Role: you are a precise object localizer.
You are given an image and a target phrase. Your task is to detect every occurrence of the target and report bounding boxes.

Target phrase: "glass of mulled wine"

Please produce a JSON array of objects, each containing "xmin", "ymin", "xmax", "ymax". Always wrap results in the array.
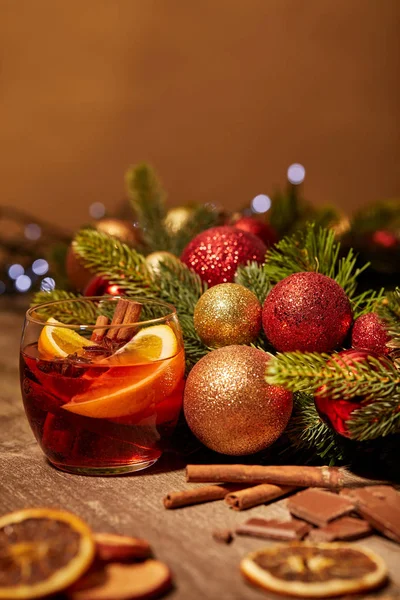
[{"xmin": 20, "ymin": 296, "xmax": 185, "ymax": 475}]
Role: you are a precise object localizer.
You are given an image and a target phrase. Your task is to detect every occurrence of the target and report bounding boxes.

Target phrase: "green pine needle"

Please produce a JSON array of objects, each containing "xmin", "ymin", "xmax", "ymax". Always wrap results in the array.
[
  {"xmin": 377, "ymin": 287, "xmax": 400, "ymax": 346},
  {"xmin": 348, "ymin": 391, "xmax": 400, "ymax": 441},
  {"xmin": 31, "ymin": 290, "xmax": 100, "ymax": 324},
  {"xmin": 264, "ymin": 223, "xmax": 369, "ymax": 297},
  {"xmin": 125, "ymin": 163, "xmax": 170, "ymax": 252},
  {"xmin": 235, "ymin": 261, "xmax": 272, "ymax": 304},
  {"xmin": 351, "ymin": 288, "xmax": 385, "ymax": 319}
]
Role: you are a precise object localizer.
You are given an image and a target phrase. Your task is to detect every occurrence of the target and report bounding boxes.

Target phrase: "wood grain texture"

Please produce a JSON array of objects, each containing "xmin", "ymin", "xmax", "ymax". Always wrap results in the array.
[{"xmin": 1, "ymin": 300, "xmax": 399, "ymax": 599}]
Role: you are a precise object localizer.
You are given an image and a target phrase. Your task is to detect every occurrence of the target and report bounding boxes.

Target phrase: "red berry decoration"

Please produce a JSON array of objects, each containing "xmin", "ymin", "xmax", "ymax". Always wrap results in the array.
[
  {"xmin": 84, "ymin": 275, "xmax": 123, "ymax": 297},
  {"xmin": 262, "ymin": 272, "xmax": 353, "ymax": 352},
  {"xmin": 234, "ymin": 217, "xmax": 278, "ymax": 247},
  {"xmin": 314, "ymin": 349, "xmax": 392, "ymax": 438},
  {"xmin": 181, "ymin": 226, "xmax": 266, "ymax": 287},
  {"xmin": 352, "ymin": 312, "xmax": 390, "ymax": 355}
]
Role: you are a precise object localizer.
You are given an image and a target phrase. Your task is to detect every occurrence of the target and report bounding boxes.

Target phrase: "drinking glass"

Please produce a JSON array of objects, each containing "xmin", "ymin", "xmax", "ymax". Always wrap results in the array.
[{"xmin": 20, "ymin": 296, "xmax": 185, "ymax": 475}]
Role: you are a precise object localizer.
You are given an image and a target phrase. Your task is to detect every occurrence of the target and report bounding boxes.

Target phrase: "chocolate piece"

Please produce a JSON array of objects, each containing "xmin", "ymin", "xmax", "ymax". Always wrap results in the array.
[
  {"xmin": 342, "ymin": 485, "xmax": 400, "ymax": 506},
  {"xmin": 236, "ymin": 518, "xmax": 311, "ymax": 541},
  {"xmin": 308, "ymin": 516, "xmax": 372, "ymax": 542},
  {"xmin": 343, "ymin": 487, "xmax": 400, "ymax": 544},
  {"xmin": 212, "ymin": 529, "xmax": 233, "ymax": 544},
  {"xmin": 287, "ymin": 488, "xmax": 355, "ymax": 527}
]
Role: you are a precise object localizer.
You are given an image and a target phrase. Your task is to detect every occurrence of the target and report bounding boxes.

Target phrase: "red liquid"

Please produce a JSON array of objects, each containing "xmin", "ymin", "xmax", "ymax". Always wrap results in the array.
[{"xmin": 20, "ymin": 344, "xmax": 185, "ymax": 473}]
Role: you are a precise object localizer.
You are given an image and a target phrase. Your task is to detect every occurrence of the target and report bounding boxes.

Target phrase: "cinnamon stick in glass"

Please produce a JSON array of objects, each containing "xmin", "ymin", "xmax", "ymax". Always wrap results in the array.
[
  {"xmin": 116, "ymin": 301, "xmax": 142, "ymax": 342},
  {"xmin": 91, "ymin": 315, "xmax": 109, "ymax": 343},
  {"xmin": 186, "ymin": 465, "xmax": 387, "ymax": 489},
  {"xmin": 225, "ymin": 484, "xmax": 296, "ymax": 511},
  {"xmin": 164, "ymin": 484, "xmax": 245, "ymax": 509}
]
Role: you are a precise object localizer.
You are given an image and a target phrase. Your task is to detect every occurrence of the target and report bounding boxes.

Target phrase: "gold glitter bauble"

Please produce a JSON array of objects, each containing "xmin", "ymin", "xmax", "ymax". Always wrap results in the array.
[
  {"xmin": 95, "ymin": 218, "xmax": 141, "ymax": 246},
  {"xmin": 194, "ymin": 283, "xmax": 262, "ymax": 347},
  {"xmin": 183, "ymin": 346, "xmax": 293, "ymax": 455},
  {"xmin": 145, "ymin": 251, "xmax": 179, "ymax": 277},
  {"xmin": 164, "ymin": 207, "xmax": 194, "ymax": 235}
]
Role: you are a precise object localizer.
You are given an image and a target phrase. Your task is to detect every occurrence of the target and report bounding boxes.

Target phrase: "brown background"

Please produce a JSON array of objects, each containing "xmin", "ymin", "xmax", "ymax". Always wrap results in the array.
[{"xmin": 1, "ymin": 0, "xmax": 399, "ymax": 231}]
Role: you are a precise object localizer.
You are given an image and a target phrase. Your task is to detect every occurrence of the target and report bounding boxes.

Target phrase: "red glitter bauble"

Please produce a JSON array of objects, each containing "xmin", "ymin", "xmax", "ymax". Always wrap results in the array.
[
  {"xmin": 315, "ymin": 349, "xmax": 392, "ymax": 438},
  {"xmin": 84, "ymin": 275, "xmax": 122, "ymax": 297},
  {"xmin": 262, "ymin": 272, "xmax": 353, "ymax": 352},
  {"xmin": 352, "ymin": 312, "xmax": 390, "ymax": 355},
  {"xmin": 234, "ymin": 217, "xmax": 278, "ymax": 247},
  {"xmin": 181, "ymin": 226, "xmax": 267, "ymax": 287}
]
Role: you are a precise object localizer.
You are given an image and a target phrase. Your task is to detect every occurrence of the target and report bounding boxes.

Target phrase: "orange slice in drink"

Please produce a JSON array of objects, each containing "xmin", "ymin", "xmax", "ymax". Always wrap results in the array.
[
  {"xmin": 108, "ymin": 324, "xmax": 179, "ymax": 365},
  {"xmin": 62, "ymin": 350, "xmax": 185, "ymax": 419},
  {"xmin": 38, "ymin": 318, "xmax": 94, "ymax": 358}
]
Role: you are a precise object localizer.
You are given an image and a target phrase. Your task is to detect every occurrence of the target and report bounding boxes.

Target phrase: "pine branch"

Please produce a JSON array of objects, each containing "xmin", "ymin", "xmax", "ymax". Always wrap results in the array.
[
  {"xmin": 377, "ymin": 287, "xmax": 400, "ymax": 346},
  {"xmin": 235, "ymin": 262, "xmax": 272, "ymax": 304},
  {"xmin": 350, "ymin": 288, "xmax": 385, "ymax": 319},
  {"xmin": 31, "ymin": 290, "xmax": 100, "ymax": 324},
  {"xmin": 266, "ymin": 351, "xmax": 400, "ymax": 399},
  {"xmin": 169, "ymin": 204, "xmax": 220, "ymax": 256},
  {"xmin": 125, "ymin": 163, "xmax": 171, "ymax": 252},
  {"xmin": 283, "ymin": 392, "xmax": 348, "ymax": 465},
  {"xmin": 264, "ymin": 223, "xmax": 369, "ymax": 297},
  {"xmin": 348, "ymin": 391, "xmax": 400, "ymax": 441}
]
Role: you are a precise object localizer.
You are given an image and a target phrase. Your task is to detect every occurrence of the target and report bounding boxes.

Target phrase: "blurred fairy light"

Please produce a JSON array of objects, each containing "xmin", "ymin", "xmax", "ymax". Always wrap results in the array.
[
  {"xmin": 8, "ymin": 264, "xmax": 24, "ymax": 280},
  {"xmin": 0, "ymin": 281, "xmax": 5, "ymax": 295},
  {"xmin": 41, "ymin": 277, "xmax": 56, "ymax": 291},
  {"xmin": 287, "ymin": 163, "xmax": 306, "ymax": 185},
  {"xmin": 32, "ymin": 259, "xmax": 49, "ymax": 276},
  {"xmin": 89, "ymin": 202, "xmax": 106, "ymax": 219},
  {"xmin": 24, "ymin": 223, "xmax": 42, "ymax": 240},
  {"xmin": 251, "ymin": 194, "xmax": 271, "ymax": 214},
  {"xmin": 15, "ymin": 275, "xmax": 32, "ymax": 292}
]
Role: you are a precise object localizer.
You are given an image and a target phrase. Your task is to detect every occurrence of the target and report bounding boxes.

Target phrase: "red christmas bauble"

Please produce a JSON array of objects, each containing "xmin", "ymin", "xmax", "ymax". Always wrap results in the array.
[
  {"xmin": 181, "ymin": 226, "xmax": 266, "ymax": 287},
  {"xmin": 83, "ymin": 275, "xmax": 123, "ymax": 297},
  {"xmin": 352, "ymin": 312, "xmax": 390, "ymax": 355},
  {"xmin": 234, "ymin": 216, "xmax": 278, "ymax": 247},
  {"xmin": 262, "ymin": 272, "xmax": 353, "ymax": 352},
  {"xmin": 315, "ymin": 349, "xmax": 392, "ymax": 438}
]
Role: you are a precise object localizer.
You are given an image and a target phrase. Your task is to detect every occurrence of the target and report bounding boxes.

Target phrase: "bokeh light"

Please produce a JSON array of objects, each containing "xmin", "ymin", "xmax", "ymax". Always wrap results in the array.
[
  {"xmin": 251, "ymin": 194, "xmax": 271, "ymax": 213},
  {"xmin": 287, "ymin": 163, "xmax": 306, "ymax": 185},
  {"xmin": 41, "ymin": 277, "xmax": 56, "ymax": 291},
  {"xmin": 89, "ymin": 202, "xmax": 106, "ymax": 219},
  {"xmin": 8, "ymin": 264, "xmax": 24, "ymax": 279},
  {"xmin": 15, "ymin": 275, "xmax": 32, "ymax": 292},
  {"xmin": 24, "ymin": 223, "xmax": 42, "ymax": 240},
  {"xmin": 32, "ymin": 259, "xmax": 49, "ymax": 276}
]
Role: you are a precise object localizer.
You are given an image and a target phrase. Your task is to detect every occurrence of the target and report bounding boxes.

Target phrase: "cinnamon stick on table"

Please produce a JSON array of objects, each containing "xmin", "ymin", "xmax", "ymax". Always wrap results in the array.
[
  {"xmin": 186, "ymin": 465, "xmax": 387, "ymax": 490},
  {"xmin": 225, "ymin": 484, "xmax": 296, "ymax": 511},
  {"xmin": 164, "ymin": 484, "xmax": 246, "ymax": 509}
]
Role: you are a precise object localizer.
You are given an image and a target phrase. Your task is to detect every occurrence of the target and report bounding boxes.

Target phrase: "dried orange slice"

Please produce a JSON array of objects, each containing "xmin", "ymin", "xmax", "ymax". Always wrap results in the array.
[
  {"xmin": 240, "ymin": 542, "xmax": 388, "ymax": 598},
  {"xmin": 0, "ymin": 507, "xmax": 95, "ymax": 599},
  {"xmin": 38, "ymin": 318, "xmax": 94, "ymax": 358}
]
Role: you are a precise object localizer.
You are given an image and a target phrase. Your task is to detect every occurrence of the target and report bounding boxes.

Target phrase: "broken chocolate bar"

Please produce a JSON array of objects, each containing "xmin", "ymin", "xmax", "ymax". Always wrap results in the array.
[
  {"xmin": 342, "ymin": 487, "xmax": 400, "ymax": 544},
  {"xmin": 307, "ymin": 516, "xmax": 372, "ymax": 542},
  {"xmin": 236, "ymin": 518, "xmax": 311, "ymax": 541},
  {"xmin": 287, "ymin": 488, "xmax": 355, "ymax": 527}
]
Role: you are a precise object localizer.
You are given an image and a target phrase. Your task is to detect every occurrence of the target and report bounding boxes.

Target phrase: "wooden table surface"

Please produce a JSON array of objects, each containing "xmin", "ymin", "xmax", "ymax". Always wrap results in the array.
[{"xmin": 1, "ymin": 300, "xmax": 399, "ymax": 600}]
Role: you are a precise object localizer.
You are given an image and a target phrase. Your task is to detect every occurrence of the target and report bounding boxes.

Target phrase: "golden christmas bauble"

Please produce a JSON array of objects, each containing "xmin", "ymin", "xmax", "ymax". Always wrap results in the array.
[
  {"xmin": 164, "ymin": 207, "xmax": 194, "ymax": 235},
  {"xmin": 94, "ymin": 218, "xmax": 141, "ymax": 246},
  {"xmin": 194, "ymin": 283, "xmax": 262, "ymax": 347},
  {"xmin": 145, "ymin": 251, "xmax": 179, "ymax": 277},
  {"xmin": 183, "ymin": 345, "xmax": 293, "ymax": 455}
]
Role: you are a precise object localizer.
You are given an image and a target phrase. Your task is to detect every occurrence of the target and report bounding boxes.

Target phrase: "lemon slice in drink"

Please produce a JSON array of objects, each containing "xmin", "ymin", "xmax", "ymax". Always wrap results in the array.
[
  {"xmin": 38, "ymin": 317, "xmax": 94, "ymax": 358},
  {"xmin": 110, "ymin": 324, "xmax": 178, "ymax": 364}
]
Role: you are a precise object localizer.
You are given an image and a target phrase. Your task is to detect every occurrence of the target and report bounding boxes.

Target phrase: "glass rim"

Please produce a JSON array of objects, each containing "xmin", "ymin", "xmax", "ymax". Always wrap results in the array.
[{"xmin": 25, "ymin": 295, "xmax": 177, "ymax": 329}]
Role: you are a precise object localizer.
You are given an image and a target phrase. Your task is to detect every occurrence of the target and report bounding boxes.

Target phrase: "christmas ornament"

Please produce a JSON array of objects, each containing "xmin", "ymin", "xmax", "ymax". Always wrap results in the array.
[
  {"xmin": 314, "ymin": 349, "xmax": 392, "ymax": 438},
  {"xmin": 95, "ymin": 218, "xmax": 141, "ymax": 246},
  {"xmin": 183, "ymin": 345, "xmax": 293, "ymax": 455},
  {"xmin": 164, "ymin": 207, "xmax": 194, "ymax": 235},
  {"xmin": 233, "ymin": 216, "xmax": 278, "ymax": 247},
  {"xmin": 145, "ymin": 251, "xmax": 179, "ymax": 277},
  {"xmin": 352, "ymin": 312, "xmax": 390, "ymax": 355},
  {"xmin": 83, "ymin": 275, "xmax": 122, "ymax": 297},
  {"xmin": 194, "ymin": 283, "xmax": 262, "ymax": 347},
  {"xmin": 66, "ymin": 245, "xmax": 94, "ymax": 292},
  {"xmin": 262, "ymin": 272, "xmax": 353, "ymax": 352},
  {"xmin": 181, "ymin": 226, "xmax": 266, "ymax": 287}
]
